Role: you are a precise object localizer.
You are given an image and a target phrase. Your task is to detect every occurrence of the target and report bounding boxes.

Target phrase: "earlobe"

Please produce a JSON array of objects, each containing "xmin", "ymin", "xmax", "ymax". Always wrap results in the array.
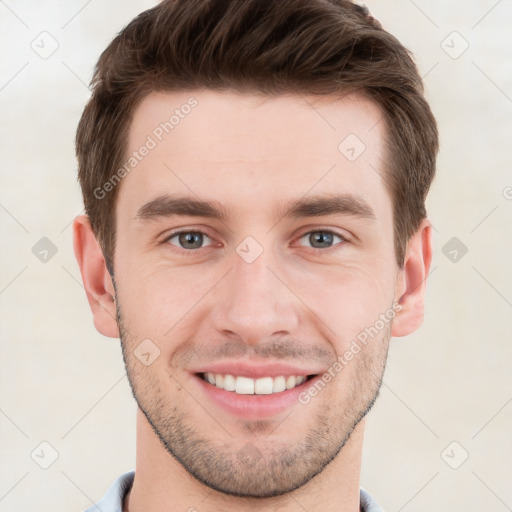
[
  {"xmin": 72, "ymin": 214, "xmax": 119, "ymax": 338},
  {"xmin": 391, "ymin": 219, "xmax": 433, "ymax": 337}
]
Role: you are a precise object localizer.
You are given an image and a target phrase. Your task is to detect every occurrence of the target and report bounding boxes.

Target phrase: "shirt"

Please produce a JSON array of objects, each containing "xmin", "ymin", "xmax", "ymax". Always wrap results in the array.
[{"xmin": 85, "ymin": 471, "xmax": 384, "ymax": 512}]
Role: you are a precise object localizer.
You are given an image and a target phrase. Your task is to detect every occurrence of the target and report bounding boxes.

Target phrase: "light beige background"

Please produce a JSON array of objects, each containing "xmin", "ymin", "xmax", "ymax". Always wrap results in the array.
[{"xmin": 1, "ymin": 1, "xmax": 511, "ymax": 511}]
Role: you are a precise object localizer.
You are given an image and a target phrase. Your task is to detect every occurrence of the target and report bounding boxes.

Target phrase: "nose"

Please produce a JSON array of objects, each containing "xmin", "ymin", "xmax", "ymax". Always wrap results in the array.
[{"xmin": 211, "ymin": 249, "xmax": 300, "ymax": 345}]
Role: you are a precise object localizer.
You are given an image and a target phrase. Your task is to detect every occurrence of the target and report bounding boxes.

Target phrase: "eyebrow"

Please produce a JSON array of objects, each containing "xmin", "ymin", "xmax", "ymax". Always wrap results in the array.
[
  {"xmin": 276, "ymin": 193, "xmax": 375, "ymax": 221},
  {"xmin": 134, "ymin": 193, "xmax": 376, "ymax": 223},
  {"xmin": 135, "ymin": 195, "xmax": 230, "ymax": 222}
]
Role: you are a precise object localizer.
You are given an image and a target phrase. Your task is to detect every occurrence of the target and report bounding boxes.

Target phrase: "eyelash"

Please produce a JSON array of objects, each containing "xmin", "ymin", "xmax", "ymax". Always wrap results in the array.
[{"xmin": 161, "ymin": 228, "xmax": 349, "ymax": 253}]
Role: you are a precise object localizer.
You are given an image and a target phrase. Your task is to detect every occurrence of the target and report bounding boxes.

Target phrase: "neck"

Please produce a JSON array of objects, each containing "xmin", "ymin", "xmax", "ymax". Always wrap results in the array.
[{"xmin": 125, "ymin": 409, "xmax": 364, "ymax": 512}]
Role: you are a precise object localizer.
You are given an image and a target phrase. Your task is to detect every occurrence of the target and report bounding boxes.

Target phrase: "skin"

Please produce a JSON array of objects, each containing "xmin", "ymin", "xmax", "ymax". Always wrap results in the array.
[{"xmin": 73, "ymin": 89, "xmax": 432, "ymax": 512}]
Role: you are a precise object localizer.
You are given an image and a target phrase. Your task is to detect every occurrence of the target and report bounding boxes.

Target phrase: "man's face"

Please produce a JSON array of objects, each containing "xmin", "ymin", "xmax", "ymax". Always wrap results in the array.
[{"xmin": 112, "ymin": 90, "xmax": 402, "ymax": 497}]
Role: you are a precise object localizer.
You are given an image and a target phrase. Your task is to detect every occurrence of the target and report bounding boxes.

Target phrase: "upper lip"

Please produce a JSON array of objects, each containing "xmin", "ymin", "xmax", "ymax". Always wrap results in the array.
[{"xmin": 190, "ymin": 360, "xmax": 324, "ymax": 379}]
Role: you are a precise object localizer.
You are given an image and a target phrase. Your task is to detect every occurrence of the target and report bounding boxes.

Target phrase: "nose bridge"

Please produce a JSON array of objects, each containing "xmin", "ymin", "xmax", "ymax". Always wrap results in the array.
[
  {"xmin": 212, "ymin": 246, "xmax": 298, "ymax": 342},
  {"xmin": 232, "ymin": 252, "xmax": 273, "ymax": 304}
]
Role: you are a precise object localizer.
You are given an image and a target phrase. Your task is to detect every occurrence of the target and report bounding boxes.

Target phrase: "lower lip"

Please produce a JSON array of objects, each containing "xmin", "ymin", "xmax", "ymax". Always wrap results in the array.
[{"xmin": 191, "ymin": 373, "xmax": 320, "ymax": 420}]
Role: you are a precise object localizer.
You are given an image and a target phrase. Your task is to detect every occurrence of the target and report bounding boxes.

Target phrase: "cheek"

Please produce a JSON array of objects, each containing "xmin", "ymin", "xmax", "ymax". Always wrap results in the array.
[
  {"xmin": 117, "ymin": 262, "xmax": 221, "ymax": 337},
  {"xmin": 117, "ymin": 240, "xmax": 398, "ymax": 351},
  {"xmin": 289, "ymin": 259, "xmax": 396, "ymax": 344}
]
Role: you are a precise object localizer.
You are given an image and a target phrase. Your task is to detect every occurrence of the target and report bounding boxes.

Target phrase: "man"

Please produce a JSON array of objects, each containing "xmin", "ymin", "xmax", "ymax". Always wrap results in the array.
[{"xmin": 73, "ymin": 0, "xmax": 438, "ymax": 510}]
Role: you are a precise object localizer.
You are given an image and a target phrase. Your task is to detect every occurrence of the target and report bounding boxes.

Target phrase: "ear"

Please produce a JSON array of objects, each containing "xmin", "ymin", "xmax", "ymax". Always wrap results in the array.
[
  {"xmin": 72, "ymin": 214, "xmax": 119, "ymax": 338},
  {"xmin": 391, "ymin": 218, "xmax": 433, "ymax": 337}
]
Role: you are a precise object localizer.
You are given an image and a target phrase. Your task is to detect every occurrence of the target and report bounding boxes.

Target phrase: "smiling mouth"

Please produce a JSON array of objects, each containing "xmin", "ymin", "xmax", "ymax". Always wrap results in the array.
[{"xmin": 197, "ymin": 372, "xmax": 317, "ymax": 395}]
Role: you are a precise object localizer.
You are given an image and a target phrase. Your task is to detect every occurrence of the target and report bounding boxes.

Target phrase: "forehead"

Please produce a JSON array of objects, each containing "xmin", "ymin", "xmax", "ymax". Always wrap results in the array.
[{"xmin": 119, "ymin": 89, "xmax": 392, "ymax": 226}]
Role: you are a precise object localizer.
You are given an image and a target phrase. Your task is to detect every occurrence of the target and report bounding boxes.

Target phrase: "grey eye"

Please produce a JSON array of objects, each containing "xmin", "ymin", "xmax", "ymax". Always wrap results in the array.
[
  {"xmin": 299, "ymin": 230, "xmax": 344, "ymax": 249},
  {"xmin": 168, "ymin": 231, "xmax": 212, "ymax": 250}
]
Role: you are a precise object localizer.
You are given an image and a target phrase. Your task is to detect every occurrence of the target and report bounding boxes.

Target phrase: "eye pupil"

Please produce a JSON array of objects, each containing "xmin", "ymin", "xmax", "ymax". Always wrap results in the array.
[
  {"xmin": 310, "ymin": 231, "xmax": 333, "ymax": 248},
  {"xmin": 179, "ymin": 232, "xmax": 203, "ymax": 249}
]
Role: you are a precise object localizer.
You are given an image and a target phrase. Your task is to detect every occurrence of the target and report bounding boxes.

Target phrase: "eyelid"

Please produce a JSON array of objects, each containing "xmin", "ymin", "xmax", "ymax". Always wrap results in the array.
[
  {"xmin": 294, "ymin": 228, "xmax": 349, "ymax": 250},
  {"xmin": 160, "ymin": 226, "xmax": 351, "ymax": 253},
  {"xmin": 161, "ymin": 227, "xmax": 216, "ymax": 249}
]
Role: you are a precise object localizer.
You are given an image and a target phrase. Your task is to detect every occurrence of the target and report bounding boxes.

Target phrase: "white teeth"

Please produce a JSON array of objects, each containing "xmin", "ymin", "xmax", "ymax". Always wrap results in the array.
[
  {"xmin": 202, "ymin": 373, "xmax": 309, "ymax": 394},
  {"xmin": 272, "ymin": 376, "xmax": 286, "ymax": 393},
  {"xmin": 235, "ymin": 376, "xmax": 254, "ymax": 394},
  {"xmin": 223, "ymin": 374, "xmax": 236, "ymax": 391},
  {"xmin": 254, "ymin": 377, "xmax": 273, "ymax": 395},
  {"xmin": 286, "ymin": 376, "xmax": 296, "ymax": 389}
]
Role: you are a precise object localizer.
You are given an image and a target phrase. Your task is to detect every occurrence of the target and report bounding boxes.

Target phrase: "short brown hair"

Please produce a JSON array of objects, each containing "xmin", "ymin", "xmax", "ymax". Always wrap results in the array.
[{"xmin": 76, "ymin": 0, "xmax": 438, "ymax": 273}]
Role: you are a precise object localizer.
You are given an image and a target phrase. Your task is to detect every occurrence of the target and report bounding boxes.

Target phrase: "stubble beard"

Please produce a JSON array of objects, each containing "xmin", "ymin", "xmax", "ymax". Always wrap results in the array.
[{"xmin": 116, "ymin": 298, "xmax": 390, "ymax": 499}]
